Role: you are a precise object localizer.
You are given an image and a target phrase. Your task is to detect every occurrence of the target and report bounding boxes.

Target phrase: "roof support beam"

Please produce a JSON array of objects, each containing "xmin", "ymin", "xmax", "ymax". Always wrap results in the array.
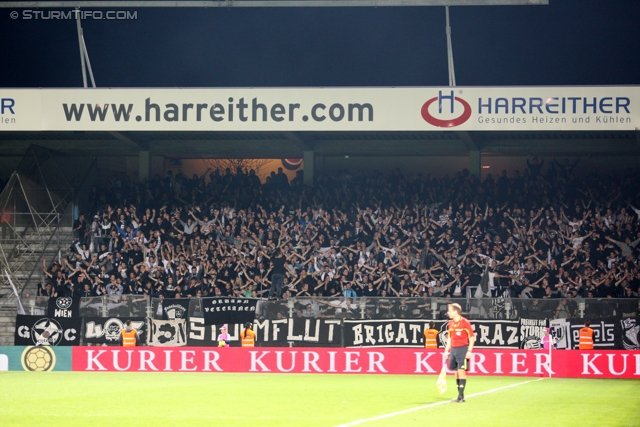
[
  {"xmin": 0, "ymin": 1, "xmax": 549, "ymax": 8},
  {"xmin": 456, "ymin": 131, "xmax": 479, "ymax": 151},
  {"xmin": 108, "ymin": 131, "xmax": 149, "ymax": 151},
  {"xmin": 283, "ymin": 132, "xmax": 311, "ymax": 152}
]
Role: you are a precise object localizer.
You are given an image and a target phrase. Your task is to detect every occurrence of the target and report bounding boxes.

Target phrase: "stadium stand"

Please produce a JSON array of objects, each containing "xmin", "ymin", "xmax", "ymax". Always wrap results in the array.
[{"xmin": 38, "ymin": 159, "xmax": 639, "ymax": 316}]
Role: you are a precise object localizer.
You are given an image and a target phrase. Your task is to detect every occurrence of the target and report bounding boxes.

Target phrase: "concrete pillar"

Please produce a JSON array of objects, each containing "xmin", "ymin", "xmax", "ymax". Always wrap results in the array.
[
  {"xmin": 139, "ymin": 151, "xmax": 150, "ymax": 183},
  {"xmin": 469, "ymin": 150, "xmax": 481, "ymax": 179},
  {"xmin": 303, "ymin": 151, "xmax": 314, "ymax": 186}
]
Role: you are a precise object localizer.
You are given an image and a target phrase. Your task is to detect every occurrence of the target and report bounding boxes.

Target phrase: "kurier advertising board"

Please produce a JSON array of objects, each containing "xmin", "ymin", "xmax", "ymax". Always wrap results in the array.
[
  {"xmin": 0, "ymin": 86, "xmax": 638, "ymax": 132},
  {"xmin": 71, "ymin": 347, "xmax": 640, "ymax": 379}
]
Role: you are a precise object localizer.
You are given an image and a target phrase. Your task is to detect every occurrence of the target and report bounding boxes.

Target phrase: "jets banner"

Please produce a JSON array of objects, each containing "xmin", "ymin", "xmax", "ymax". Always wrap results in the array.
[
  {"xmin": 14, "ymin": 315, "xmax": 81, "ymax": 346},
  {"xmin": 149, "ymin": 319, "xmax": 187, "ymax": 347},
  {"xmin": 1, "ymin": 86, "xmax": 638, "ymax": 132},
  {"xmin": 83, "ymin": 317, "xmax": 147, "ymax": 346},
  {"xmin": 343, "ymin": 319, "xmax": 520, "ymax": 348}
]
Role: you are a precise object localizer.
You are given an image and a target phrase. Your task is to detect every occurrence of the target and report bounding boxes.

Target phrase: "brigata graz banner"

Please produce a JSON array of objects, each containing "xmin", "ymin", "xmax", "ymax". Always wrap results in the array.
[
  {"xmin": 83, "ymin": 317, "xmax": 147, "ymax": 346},
  {"xmin": 343, "ymin": 319, "xmax": 520, "ymax": 348},
  {"xmin": 1, "ymin": 86, "xmax": 638, "ymax": 132},
  {"xmin": 70, "ymin": 347, "xmax": 640, "ymax": 378},
  {"xmin": 14, "ymin": 315, "xmax": 81, "ymax": 346}
]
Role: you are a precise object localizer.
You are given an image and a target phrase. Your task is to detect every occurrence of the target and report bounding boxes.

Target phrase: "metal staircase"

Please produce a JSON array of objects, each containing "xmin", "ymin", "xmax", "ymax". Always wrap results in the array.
[{"xmin": 0, "ymin": 146, "xmax": 96, "ymax": 345}]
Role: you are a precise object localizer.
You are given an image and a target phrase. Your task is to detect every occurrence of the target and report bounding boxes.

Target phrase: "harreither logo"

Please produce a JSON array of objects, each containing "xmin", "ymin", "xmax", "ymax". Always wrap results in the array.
[{"xmin": 421, "ymin": 90, "xmax": 471, "ymax": 128}]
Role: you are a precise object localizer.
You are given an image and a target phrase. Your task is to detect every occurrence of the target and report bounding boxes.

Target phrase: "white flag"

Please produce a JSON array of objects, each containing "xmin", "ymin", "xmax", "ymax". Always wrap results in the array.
[{"xmin": 4, "ymin": 270, "xmax": 25, "ymax": 315}]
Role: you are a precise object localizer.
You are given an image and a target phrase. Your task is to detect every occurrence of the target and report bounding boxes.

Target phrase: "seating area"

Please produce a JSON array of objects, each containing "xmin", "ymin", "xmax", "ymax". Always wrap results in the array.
[{"xmin": 40, "ymin": 159, "xmax": 639, "ymax": 315}]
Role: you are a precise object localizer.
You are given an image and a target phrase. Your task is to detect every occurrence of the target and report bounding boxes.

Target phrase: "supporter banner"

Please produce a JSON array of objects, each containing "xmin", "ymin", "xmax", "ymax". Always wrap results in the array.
[
  {"xmin": 202, "ymin": 298, "xmax": 258, "ymax": 325},
  {"xmin": 519, "ymin": 318, "xmax": 548, "ymax": 349},
  {"xmin": 149, "ymin": 319, "xmax": 187, "ymax": 347},
  {"xmin": 343, "ymin": 319, "xmax": 519, "ymax": 348},
  {"xmin": 48, "ymin": 296, "xmax": 80, "ymax": 319},
  {"xmin": 252, "ymin": 318, "xmax": 342, "ymax": 347},
  {"xmin": 14, "ymin": 315, "xmax": 81, "ymax": 346},
  {"xmin": 153, "ymin": 298, "xmax": 189, "ymax": 320},
  {"xmin": 83, "ymin": 317, "xmax": 147, "ymax": 346},
  {"xmin": 187, "ymin": 318, "xmax": 242, "ymax": 347},
  {"xmin": 550, "ymin": 318, "xmax": 571, "ymax": 350},
  {"xmin": 619, "ymin": 318, "xmax": 640, "ymax": 350},
  {"xmin": 568, "ymin": 318, "xmax": 620, "ymax": 349},
  {"xmin": 0, "ymin": 346, "xmax": 72, "ymax": 372},
  {"xmin": 1, "ymin": 87, "xmax": 638, "ymax": 132},
  {"xmin": 187, "ymin": 318, "xmax": 342, "ymax": 347},
  {"xmin": 70, "ymin": 347, "xmax": 640, "ymax": 378}
]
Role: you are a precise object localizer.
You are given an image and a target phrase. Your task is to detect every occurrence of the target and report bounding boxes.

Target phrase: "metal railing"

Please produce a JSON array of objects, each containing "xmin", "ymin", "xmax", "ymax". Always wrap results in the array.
[{"xmin": 55, "ymin": 296, "xmax": 640, "ymax": 321}]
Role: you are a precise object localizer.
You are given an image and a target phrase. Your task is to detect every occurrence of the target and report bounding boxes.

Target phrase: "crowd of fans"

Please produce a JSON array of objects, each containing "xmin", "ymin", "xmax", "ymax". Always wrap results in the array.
[{"xmin": 38, "ymin": 159, "xmax": 640, "ymax": 320}]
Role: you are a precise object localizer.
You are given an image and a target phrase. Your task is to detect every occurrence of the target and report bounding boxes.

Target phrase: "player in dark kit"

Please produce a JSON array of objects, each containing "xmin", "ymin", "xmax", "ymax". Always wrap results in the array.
[{"xmin": 444, "ymin": 303, "xmax": 475, "ymax": 403}]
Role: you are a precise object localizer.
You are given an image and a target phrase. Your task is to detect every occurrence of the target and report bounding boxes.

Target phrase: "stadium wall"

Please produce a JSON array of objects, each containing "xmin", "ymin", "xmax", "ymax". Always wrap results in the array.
[{"xmin": 2, "ymin": 344, "xmax": 637, "ymax": 378}]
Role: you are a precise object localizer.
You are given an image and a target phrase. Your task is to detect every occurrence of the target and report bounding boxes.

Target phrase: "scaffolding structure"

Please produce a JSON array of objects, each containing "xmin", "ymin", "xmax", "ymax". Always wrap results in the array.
[{"xmin": 0, "ymin": 146, "xmax": 96, "ymax": 312}]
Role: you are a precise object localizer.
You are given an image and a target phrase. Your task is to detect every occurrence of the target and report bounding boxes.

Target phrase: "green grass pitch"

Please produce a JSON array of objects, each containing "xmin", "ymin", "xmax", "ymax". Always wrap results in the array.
[{"xmin": 0, "ymin": 372, "xmax": 638, "ymax": 427}]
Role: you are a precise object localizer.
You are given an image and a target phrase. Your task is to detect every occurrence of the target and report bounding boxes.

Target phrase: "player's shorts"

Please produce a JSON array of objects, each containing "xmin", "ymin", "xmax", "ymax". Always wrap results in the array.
[{"xmin": 448, "ymin": 346, "xmax": 469, "ymax": 371}]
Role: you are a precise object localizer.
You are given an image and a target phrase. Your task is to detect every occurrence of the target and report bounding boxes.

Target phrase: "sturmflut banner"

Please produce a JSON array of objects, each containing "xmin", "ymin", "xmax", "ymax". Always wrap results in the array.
[
  {"xmin": 187, "ymin": 318, "xmax": 342, "ymax": 347},
  {"xmin": 0, "ymin": 86, "xmax": 638, "ymax": 131}
]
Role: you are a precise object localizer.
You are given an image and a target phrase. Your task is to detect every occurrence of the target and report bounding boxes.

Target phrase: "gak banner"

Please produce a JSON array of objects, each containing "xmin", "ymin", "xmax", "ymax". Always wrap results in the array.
[{"xmin": 14, "ymin": 315, "xmax": 81, "ymax": 346}]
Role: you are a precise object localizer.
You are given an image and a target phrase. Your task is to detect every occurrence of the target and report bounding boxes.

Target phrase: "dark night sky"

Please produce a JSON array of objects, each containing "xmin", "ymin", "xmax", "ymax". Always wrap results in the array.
[{"xmin": 0, "ymin": 0, "xmax": 638, "ymax": 88}]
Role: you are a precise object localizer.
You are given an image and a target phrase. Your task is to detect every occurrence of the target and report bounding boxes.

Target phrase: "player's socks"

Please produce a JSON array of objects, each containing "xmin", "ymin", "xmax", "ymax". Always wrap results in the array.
[{"xmin": 458, "ymin": 379, "xmax": 467, "ymax": 399}]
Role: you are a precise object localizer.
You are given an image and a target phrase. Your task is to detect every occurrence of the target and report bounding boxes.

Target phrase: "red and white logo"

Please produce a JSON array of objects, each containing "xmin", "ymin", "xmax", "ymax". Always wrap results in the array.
[{"xmin": 421, "ymin": 90, "xmax": 472, "ymax": 128}]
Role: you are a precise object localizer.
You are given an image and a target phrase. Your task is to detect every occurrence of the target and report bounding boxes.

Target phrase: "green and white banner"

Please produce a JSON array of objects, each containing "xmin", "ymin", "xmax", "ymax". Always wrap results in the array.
[{"xmin": 0, "ymin": 346, "xmax": 72, "ymax": 372}]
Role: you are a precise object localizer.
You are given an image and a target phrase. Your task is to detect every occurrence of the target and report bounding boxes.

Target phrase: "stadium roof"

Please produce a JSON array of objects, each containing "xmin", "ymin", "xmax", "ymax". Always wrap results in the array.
[
  {"xmin": 0, "ymin": 130, "xmax": 637, "ymax": 158},
  {"xmin": 0, "ymin": 1, "xmax": 548, "ymax": 8}
]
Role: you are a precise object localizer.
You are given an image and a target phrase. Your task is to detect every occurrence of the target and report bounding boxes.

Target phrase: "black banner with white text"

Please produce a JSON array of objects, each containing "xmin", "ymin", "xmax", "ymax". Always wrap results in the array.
[
  {"xmin": 83, "ymin": 317, "xmax": 147, "ymax": 346},
  {"xmin": 15, "ymin": 315, "xmax": 81, "ymax": 346}
]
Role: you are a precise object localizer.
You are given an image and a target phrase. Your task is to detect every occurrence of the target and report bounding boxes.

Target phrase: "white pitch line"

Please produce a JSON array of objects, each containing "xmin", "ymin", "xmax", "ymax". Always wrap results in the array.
[{"xmin": 333, "ymin": 377, "xmax": 546, "ymax": 427}]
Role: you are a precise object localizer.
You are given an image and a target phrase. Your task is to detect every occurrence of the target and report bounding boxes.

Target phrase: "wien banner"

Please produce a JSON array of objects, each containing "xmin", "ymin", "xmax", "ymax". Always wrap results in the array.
[
  {"xmin": 83, "ymin": 317, "xmax": 147, "ymax": 346},
  {"xmin": 70, "ymin": 347, "xmax": 640, "ymax": 378},
  {"xmin": 0, "ymin": 86, "xmax": 638, "ymax": 132},
  {"xmin": 14, "ymin": 315, "xmax": 81, "ymax": 346},
  {"xmin": 47, "ymin": 296, "xmax": 80, "ymax": 319},
  {"xmin": 343, "ymin": 319, "xmax": 520, "ymax": 348}
]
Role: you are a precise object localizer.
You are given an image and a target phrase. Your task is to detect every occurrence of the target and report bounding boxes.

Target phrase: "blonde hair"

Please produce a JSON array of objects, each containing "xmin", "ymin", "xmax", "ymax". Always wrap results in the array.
[{"xmin": 448, "ymin": 303, "xmax": 462, "ymax": 314}]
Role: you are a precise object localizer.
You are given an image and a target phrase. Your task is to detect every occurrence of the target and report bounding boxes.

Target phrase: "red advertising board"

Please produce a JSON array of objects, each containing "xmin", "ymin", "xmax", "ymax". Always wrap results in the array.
[{"xmin": 71, "ymin": 347, "xmax": 640, "ymax": 379}]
